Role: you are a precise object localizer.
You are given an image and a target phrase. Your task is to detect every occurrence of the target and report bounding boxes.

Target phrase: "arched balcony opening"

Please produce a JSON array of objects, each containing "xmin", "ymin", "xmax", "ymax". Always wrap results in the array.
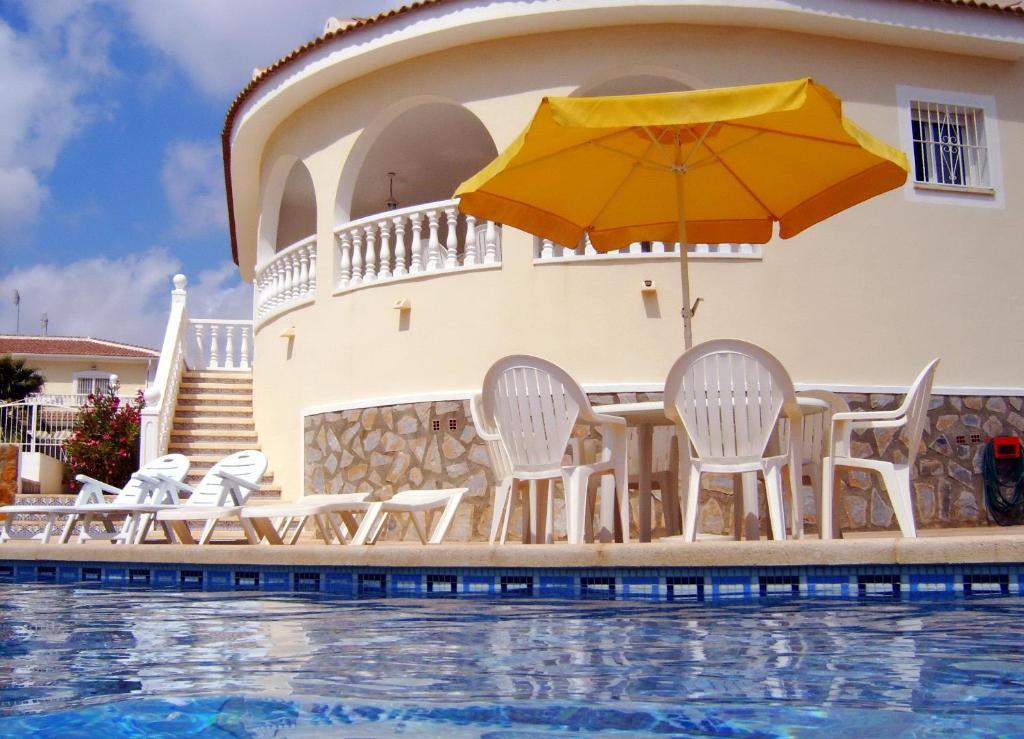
[
  {"xmin": 334, "ymin": 100, "xmax": 503, "ymax": 291},
  {"xmin": 254, "ymin": 158, "xmax": 319, "ymax": 325},
  {"xmin": 276, "ymin": 162, "xmax": 316, "ymax": 251}
]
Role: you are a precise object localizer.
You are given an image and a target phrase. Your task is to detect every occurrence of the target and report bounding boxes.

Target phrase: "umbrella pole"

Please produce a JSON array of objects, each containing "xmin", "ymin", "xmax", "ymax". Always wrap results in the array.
[{"xmin": 675, "ymin": 169, "xmax": 694, "ymax": 350}]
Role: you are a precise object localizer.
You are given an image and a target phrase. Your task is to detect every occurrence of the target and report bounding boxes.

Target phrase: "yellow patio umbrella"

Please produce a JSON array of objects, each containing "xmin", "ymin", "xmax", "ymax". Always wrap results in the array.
[{"xmin": 455, "ymin": 78, "xmax": 909, "ymax": 348}]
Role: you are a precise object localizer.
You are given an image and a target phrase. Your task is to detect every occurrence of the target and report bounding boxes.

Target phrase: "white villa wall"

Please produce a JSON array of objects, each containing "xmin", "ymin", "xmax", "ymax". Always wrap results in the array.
[
  {"xmin": 27, "ymin": 358, "xmax": 151, "ymax": 400},
  {"xmin": 234, "ymin": 21, "xmax": 1022, "ymax": 500}
]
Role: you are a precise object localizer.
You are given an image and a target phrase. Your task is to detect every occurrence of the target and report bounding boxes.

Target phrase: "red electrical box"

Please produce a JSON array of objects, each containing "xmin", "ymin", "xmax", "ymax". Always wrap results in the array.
[{"xmin": 993, "ymin": 436, "xmax": 1022, "ymax": 460}]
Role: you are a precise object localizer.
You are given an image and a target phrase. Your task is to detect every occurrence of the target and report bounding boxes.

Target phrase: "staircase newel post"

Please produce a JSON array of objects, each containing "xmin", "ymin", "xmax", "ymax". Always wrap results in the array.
[{"xmin": 140, "ymin": 274, "xmax": 188, "ymax": 465}]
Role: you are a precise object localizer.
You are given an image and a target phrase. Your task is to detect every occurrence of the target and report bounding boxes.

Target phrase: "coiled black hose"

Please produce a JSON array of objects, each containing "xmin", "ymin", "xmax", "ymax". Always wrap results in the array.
[{"xmin": 982, "ymin": 439, "xmax": 1024, "ymax": 526}]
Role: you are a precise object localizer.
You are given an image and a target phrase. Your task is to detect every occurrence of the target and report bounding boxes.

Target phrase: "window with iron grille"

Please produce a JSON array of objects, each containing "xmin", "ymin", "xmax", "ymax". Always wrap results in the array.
[
  {"xmin": 909, "ymin": 101, "xmax": 989, "ymax": 189},
  {"xmin": 75, "ymin": 372, "xmax": 113, "ymax": 396}
]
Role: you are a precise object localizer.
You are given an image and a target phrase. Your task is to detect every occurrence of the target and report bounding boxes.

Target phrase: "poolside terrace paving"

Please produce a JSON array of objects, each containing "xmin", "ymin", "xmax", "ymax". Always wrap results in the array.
[{"xmin": 2, "ymin": 527, "xmax": 1024, "ymax": 569}]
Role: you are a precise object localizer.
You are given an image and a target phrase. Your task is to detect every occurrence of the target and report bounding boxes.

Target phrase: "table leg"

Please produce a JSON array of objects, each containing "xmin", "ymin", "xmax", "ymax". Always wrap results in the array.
[
  {"xmin": 597, "ymin": 474, "xmax": 616, "ymax": 543},
  {"xmin": 638, "ymin": 424, "xmax": 653, "ymax": 543}
]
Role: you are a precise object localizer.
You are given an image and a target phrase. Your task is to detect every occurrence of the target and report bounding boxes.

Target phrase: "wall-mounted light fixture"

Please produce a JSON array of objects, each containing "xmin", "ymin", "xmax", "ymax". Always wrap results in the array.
[
  {"xmin": 640, "ymin": 279, "xmax": 657, "ymax": 293},
  {"xmin": 393, "ymin": 298, "xmax": 411, "ymax": 311}
]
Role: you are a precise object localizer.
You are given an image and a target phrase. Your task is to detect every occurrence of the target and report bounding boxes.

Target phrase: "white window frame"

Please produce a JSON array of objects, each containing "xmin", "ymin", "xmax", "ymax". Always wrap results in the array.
[
  {"xmin": 896, "ymin": 86, "xmax": 1004, "ymax": 209},
  {"xmin": 73, "ymin": 371, "xmax": 114, "ymax": 397}
]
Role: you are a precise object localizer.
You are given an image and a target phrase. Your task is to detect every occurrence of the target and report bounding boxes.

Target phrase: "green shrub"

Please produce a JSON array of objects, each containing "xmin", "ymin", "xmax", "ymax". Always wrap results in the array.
[{"xmin": 64, "ymin": 388, "xmax": 144, "ymax": 488}]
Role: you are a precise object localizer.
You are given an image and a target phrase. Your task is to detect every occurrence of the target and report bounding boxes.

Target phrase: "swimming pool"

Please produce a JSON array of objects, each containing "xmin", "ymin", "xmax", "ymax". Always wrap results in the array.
[{"xmin": 1, "ymin": 585, "xmax": 1023, "ymax": 736}]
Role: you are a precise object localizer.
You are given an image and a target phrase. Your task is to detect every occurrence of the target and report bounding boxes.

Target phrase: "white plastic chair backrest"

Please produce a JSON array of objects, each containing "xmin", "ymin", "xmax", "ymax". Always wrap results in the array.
[
  {"xmin": 795, "ymin": 390, "xmax": 850, "ymax": 465},
  {"xmin": 665, "ymin": 340, "xmax": 798, "ymax": 461},
  {"xmin": 900, "ymin": 359, "xmax": 940, "ymax": 468},
  {"xmin": 481, "ymin": 355, "xmax": 587, "ymax": 472},
  {"xmin": 469, "ymin": 393, "xmax": 513, "ymax": 481},
  {"xmin": 189, "ymin": 450, "xmax": 267, "ymax": 506},
  {"xmin": 111, "ymin": 453, "xmax": 190, "ymax": 504}
]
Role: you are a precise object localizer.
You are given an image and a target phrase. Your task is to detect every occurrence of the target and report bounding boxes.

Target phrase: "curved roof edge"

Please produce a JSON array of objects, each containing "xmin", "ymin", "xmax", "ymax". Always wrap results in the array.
[{"xmin": 222, "ymin": 0, "xmax": 1024, "ymax": 268}]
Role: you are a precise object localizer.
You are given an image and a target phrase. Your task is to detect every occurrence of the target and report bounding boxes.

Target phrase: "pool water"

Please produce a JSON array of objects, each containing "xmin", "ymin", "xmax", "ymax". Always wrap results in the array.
[{"xmin": 2, "ymin": 586, "xmax": 1024, "ymax": 737}]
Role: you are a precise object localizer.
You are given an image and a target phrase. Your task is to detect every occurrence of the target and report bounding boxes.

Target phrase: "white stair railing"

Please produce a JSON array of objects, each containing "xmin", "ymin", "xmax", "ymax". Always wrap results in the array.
[
  {"xmin": 254, "ymin": 235, "xmax": 316, "ymax": 324},
  {"xmin": 189, "ymin": 319, "xmax": 253, "ymax": 371},
  {"xmin": 140, "ymin": 276, "xmax": 256, "ymax": 463},
  {"xmin": 139, "ymin": 274, "xmax": 190, "ymax": 465},
  {"xmin": 335, "ymin": 198, "xmax": 502, "ymax": 291}
]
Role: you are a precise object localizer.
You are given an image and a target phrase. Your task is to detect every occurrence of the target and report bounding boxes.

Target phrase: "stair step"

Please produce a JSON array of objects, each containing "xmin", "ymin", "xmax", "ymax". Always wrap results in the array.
[
  {"xmin": 176, "ymin": 395, "xmax": 251, "ymax": 405},
  {"xmin": 178, "ymin": 390, "xmax": 252, "ymax": 401},
  {"xmin": 170, "ymin": 433, "xmax": 259, "ymax": 444},
  {"xmin": 172, "ymin": 419, "xmax": 255, "ymax": 430},
  {"xmin": 183, "ymin": 371, "xmax": 253, "ymax": 382},
  {"xmin": 174, "ymin": 403, "xmax": 253, "ymax": 413},
  {"xmin": 169, "ymin": 440, "xmax": 256, "ymax": 452},
  {"xmin": 175, "ymin": 400, "xmax": 252, "ymax": 411}
]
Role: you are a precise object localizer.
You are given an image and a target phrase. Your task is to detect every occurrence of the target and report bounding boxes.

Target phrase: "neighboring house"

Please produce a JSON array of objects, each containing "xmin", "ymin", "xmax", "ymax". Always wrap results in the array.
[
  {"xmin": 0, "ymin": 335, "xmax": 158, "ymax": 404},
  {"xmin": 145, "ymin": 0, "xmax": 1024, "ymax": 538}
]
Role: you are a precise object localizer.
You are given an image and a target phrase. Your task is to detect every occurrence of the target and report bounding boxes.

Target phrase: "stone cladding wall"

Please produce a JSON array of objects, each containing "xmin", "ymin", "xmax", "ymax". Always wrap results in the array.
[
  {"xmin": 304, "ymin": 393, "xmax": 1021, "ymax": 541},
  {"xmin": 0, "ymin": 445, "xmax": 17, "ymax": 511}
]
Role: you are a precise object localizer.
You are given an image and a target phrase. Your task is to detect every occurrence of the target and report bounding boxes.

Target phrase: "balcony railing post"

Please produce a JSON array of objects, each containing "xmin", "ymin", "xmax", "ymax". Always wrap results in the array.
[
  {"xmin": 464, "ymin": 215, "xmax": 478, "ymax": 266},
  {"xmin": 484, "ymin": 220, "xmax": 498, "ymax": 264},
  {"xmin": 363, "ymin": 225, "xmax": 377, "ymax": 283},
  {"xmin": 208, "ymin": 325, "xmax": 220, "ymax": 370},
  {"xmin": 409, "ymin": 211, "xmax": 424, "ymax": 274},
  {"xmin": 444, "ymin": 206, "xmax": 459, "ymax": 269},
  {"xmin": 393, "ymin": 216, "xmax": 407, "ymax": 277},
  {"xmin": 224, "ymin": 325, "xmax": 235, "ymax": 370},
  {"xmin": 378, "ymin": 219, "xmax": 393, "ymax": 280},
  {"xmin": 240, "ymin": 325, "xmax": 251, "ymax": 370},
  {"xmin": 337, "ymin": 231, "xmax": 351, "ymax": 289},
  {"xmin": 350, "ymin": 228, "xmax": 364, "ymax": 286},
  {"xmin": 426, "ymin": 209, "xmax": 442, "ymax": 271}
]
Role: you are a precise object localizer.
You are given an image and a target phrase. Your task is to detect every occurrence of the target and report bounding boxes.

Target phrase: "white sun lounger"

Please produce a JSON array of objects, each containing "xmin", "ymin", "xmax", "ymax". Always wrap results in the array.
[
  {"xmin": 0, "ymin": 454, "xmax": 189, "ymax": 545},
  {"xmin": 238, "ymin": 492, "xmax": 374, "ymax": 545},
  {"xmin": 350, "ymin": 488, "xmax": 468, "ymax": 545}
]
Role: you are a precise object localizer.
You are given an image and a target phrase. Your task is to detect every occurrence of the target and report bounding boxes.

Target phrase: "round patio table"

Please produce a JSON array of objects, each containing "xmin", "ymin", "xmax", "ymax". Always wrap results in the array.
[{"xmin": 594, "ymin": 396, "xmax": 829, "ymax": 542}]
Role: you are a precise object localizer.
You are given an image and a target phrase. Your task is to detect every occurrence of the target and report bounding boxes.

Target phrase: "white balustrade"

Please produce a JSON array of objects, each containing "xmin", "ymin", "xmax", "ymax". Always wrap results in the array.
[
  {"xmin": 334, "ymin": 198, "xmax": 502, "ymax": 290},
  {"xmin": 535, "ymin": 238, "xmax": 763, "ymax": 260},
  {"xmin": 189, "ymin": 319, "xmax": 254, "ymax": 372},
  {"xmin": 254, "ymin": 235, "xmax": 317, "ymax": 323}
]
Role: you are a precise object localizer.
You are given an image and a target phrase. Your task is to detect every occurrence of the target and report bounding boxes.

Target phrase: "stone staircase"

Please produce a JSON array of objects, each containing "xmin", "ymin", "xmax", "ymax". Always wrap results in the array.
[{"xmin": 168, "ymin": 370, "xmax": 280, "ymax": 500}]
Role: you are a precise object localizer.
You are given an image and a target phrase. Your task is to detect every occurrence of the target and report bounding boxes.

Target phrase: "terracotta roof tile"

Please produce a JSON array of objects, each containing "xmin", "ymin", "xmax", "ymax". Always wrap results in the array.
[
  {"xmin": 0, "ymin": 335, "xmax": 159, "ymax": 359},
  {"xmin": 221, "ymin": 0, "xmax": 1024, "ymax": 264}
]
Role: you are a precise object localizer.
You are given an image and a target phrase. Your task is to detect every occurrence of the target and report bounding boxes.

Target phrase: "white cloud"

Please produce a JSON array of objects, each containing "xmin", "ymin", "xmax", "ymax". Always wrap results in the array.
[
  {"xmin": 0, "ymin": 4, "xmax": 113, "ymax": 236},
  {"xmin": 122, "ymin": 0, "xmax": 395, "ymax": 98},
  {"xmin": 0, "ymin": 249, "xmax": 252, "ymax": 348},
  {"xmin": 161, "ymin": 141, "xmax": 227, "ymax": 236}
]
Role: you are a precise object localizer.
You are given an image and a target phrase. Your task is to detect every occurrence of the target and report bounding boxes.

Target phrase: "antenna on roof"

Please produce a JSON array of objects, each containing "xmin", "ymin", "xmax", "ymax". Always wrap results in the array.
[
  {"xmin": 40, "ymin": 313, "xmax": 48, "ymax": 336},
  {"xmin": 12, "ymin": 290, "xmax": 19, "ymax": 335}
]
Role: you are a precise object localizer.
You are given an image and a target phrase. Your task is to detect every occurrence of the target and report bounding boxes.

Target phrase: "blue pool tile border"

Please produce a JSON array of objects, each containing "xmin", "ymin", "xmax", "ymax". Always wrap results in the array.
[{"xmin": 4, "ymin": 560, "xmax": 1024, "ymax": 601}]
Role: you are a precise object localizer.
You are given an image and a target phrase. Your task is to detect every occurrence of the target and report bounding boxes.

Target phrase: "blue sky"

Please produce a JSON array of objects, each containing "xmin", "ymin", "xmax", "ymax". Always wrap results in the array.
[{"xmin": 0, "ymin": 0, "xmax": 393, "ymax": 346}]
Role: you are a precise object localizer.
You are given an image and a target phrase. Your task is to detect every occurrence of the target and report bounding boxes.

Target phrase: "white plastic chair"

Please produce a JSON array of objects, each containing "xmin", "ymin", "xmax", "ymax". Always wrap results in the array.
[
  {"xmin": 0, "ymin": 454, "xmax": 189, "ymax": 544},
  {"xmin": 665, "ymin": 340, "xmax": 802, "ymax": 542},
  {"xmin": 469, "ymin": 393, "xmax": 516, "ymax": 544},
  {"xmin": 351, "ymin": 488, "xmax": 468, "ymax": 545},
  {"xmin": 481, "ymin": 355, "xmax": 628, "ymax": 545},
  {"xmin": 821, "ymin": 359, "xmax": 940, "ymax": 539}
]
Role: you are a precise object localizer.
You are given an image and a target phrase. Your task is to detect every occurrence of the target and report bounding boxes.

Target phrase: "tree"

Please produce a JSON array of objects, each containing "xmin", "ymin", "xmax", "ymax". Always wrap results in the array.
[{"xmin": 0, "ymin": 355, "xmax": 44, "ymax": 402}]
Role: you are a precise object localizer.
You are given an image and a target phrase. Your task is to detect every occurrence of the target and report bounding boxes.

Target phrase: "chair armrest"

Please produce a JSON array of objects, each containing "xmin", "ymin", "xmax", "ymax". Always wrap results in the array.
[
  {"xmin": 75, "ymin": 474, "xmax": 122, "ymax": 497},
  {"xmin": 216, "ymin": 470, "xmax": 261, "ymax": 491},
  {"xmin": 469, "ymin": 393, "xmax": 501, "ymax": 442},
  {"xmin": 586, "ymin": 412, "xmax": 628, "ymax": 428},
  {"xmin": 832, "ymin": 408, "xmax": 905, "ymax": 423},
  {"xmin": 214, "ymin": 470, "xmax": 261, "ymax": 506},
  {"xmin": 73, "ymin": 475, "xmax": 121, "ymax": 505},
  {"xmin": 155, "ymin": 474, "xmax": 193, "ymax": 504}
]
